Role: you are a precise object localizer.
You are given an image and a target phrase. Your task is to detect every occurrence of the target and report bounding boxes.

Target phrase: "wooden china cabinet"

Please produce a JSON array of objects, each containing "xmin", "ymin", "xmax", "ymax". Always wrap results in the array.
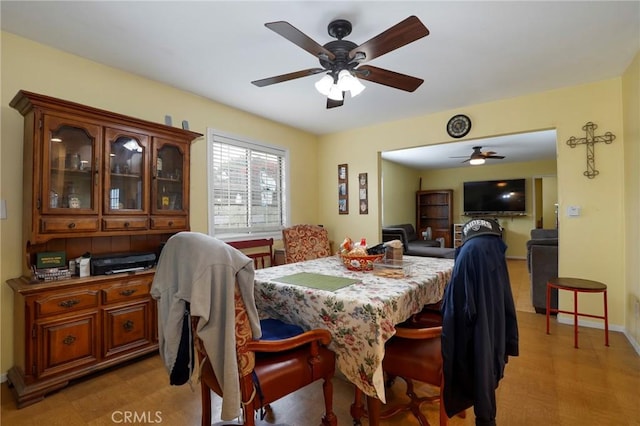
[{"xmin": 6, "ymin": 90, "xmax": 202, "ymax": 407}]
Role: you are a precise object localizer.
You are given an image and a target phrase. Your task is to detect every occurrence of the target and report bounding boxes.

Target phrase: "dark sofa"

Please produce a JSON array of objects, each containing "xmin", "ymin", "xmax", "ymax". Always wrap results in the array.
[
  {"xmin": 526, "ymin": 228, "xmax": 558, "ymax": 314},
  {"xmin": 382, "ymin": 224, "xmax": 455, "ymax": 259}
]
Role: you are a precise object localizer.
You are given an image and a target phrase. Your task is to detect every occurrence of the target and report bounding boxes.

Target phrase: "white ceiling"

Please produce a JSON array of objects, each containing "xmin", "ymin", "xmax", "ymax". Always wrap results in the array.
[
  {"xmin": 1, "ymin": 1, "xmax": 638, "ymax": 169},
  {"xmin": 382, "ymin": 129, "xmax": 558, "ymax": 170}
]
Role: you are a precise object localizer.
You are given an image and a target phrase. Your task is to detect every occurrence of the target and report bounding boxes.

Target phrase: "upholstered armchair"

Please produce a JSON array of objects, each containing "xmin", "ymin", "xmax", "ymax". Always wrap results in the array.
[{"xmin": 282, "ymin": 224, "xmax": 332, "ymax": 263}]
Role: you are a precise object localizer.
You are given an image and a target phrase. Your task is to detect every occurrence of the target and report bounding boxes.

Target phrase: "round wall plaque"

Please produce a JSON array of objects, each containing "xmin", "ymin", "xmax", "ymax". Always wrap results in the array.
[{"xmin": 447, "ymin": 114, "xmax": 472, "ymax": 138}]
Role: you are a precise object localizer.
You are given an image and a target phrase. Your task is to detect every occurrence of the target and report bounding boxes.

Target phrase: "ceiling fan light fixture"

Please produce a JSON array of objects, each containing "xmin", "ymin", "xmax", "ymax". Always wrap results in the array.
[
  {"xmin": 314, "ymin": 74, "xmax": 334, "ymax": 96},
  {"xmin": 348, "ymin": 76, "xmax": 366, "ymax": 97},
  {"xmin": 327, "ymin": 84, "xmax": 343, "ymax": 101},
  {"xmin": 470, "ymin": 158, "xmax": 485, "ymax": 165},
  {"xmin": 337, "ymin": 69, "xmax": 366, "ymax": 97}
]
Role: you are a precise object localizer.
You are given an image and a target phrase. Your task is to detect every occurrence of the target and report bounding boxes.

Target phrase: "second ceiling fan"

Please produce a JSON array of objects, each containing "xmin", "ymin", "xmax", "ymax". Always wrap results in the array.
[
  {"xmin": 452, "ymin": 146, "xmax": 506, "ymax": 165},
  {"xmin": 251, "ymin": 16, "xmax": 429, "ymax": 109}
]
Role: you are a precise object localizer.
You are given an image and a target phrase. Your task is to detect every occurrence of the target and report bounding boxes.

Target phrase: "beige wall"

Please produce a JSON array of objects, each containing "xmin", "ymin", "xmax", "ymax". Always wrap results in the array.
[
  {"xmin": 541, "ymin": 176, "xmax": 558, "ymax": 229},
  {"xmin": 380, "ymin": 159, "xmax": 420, "ymax": 227},
  {"xmin": 622, "ymin": 51, "xmax": 640, "ymax": 348},
  {"xmin": 0, "ymin": 33, "xmax": 321, "ymax": 374},
  {"xmin": 318, "ymin": 79, "xmax": 630, "ymax": 333}
]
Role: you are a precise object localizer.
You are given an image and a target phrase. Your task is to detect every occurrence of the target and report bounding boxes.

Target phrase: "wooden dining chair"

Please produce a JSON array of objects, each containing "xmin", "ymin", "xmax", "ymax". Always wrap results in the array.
[
  {"xmin": 351, "ymin": 321, "xmax": 464, "ymax": 426},
  {"xmin": 282, "ymin": 224, "xmax": 332, "ymax": 263},
  {"xmin": 227, "ymin": 238, "xmax": 274, "ymax": 269},
  {"xmin": 194, "ymin": 282, "xmax": 337, "ymax": 426},
  {"xmin": 154, "ymin": 232, "xmax": 336, "ymax": 426}
]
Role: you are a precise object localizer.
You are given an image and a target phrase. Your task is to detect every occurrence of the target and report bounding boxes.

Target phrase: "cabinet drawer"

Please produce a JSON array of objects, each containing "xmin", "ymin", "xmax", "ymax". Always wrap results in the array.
[
  {"xmin": 35, "ymin": 289, "xmax": 100, "ymax": 318},
  {"xmin": 150, "ymin": 216, "xmax": 187, "ymax": 230},
  {"xmin": 38, "ymin": 313, "xmax": 99, "ymax": 378},
  {"xmin": 40, "ymin": 217, "xmax": 99, "ymax": 233},
  {"xmin": 101, "ymin": 277, "xmax": 151, "ymax": 305},
  {"xmin": 102, "ymin": 217, "xmax": 148, "ymax": 231},
  {"xmin": 103, "ymin": 301, "xmax": 151, "ymax": 358}
]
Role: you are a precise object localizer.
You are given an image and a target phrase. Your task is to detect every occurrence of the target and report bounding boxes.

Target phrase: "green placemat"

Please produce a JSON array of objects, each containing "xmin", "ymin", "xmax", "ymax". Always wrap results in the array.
[{"xmin": 273, "ymin": 272, "xmax": 358, "ymax": 291}]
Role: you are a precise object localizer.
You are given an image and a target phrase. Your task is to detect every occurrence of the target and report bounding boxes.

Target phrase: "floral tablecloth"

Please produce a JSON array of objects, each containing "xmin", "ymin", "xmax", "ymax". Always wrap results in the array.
[{"xmin": 253, "ymin": 255, "xmax": 454, "ymax": 402}]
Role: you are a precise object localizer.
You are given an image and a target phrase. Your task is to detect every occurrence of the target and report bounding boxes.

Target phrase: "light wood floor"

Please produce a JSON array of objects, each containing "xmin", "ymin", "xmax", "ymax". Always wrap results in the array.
[{"xmin": 2, "ymin": 260, "xmax": 639, "ymax": 426}]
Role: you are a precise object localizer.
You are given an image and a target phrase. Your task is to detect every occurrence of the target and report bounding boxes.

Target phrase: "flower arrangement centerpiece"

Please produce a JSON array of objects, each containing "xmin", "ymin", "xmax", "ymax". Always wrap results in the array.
[{"xmin": 339, "ymin": 237, "xmax": 384, "ymax": 271}]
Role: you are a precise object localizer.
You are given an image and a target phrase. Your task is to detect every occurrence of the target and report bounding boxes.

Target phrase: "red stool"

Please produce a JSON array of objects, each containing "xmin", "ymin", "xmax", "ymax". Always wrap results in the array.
[{"xmin": 546, "ymin": 277, "xmax": 609, "ymax": 348}]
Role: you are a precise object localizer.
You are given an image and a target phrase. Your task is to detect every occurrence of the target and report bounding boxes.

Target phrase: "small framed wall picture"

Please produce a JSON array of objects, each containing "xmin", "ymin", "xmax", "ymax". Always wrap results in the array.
[
  {"xmin": 338, "ymin": 164, "xmax": 348, "ymax": 214},
  {"xmin": 358, "ymin": 173, "xmax": 368, "ymax": 214}
]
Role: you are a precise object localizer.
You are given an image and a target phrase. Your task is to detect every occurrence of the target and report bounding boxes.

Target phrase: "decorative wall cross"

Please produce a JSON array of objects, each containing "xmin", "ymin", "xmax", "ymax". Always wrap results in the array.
[{"xmin": 566, "ymin": 122, "xmax": 615, "ymax": 179}]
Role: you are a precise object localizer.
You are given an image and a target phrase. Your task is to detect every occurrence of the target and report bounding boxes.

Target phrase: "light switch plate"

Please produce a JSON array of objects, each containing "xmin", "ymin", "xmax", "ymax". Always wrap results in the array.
[{"xmin": 567, "ymin": 205, "xmax": 581, "ymax": 216}]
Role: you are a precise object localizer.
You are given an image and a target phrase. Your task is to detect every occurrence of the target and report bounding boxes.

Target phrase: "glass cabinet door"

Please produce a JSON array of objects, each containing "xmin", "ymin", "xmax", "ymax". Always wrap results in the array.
[
  {"xmin": 43, "ymin": 115, "xmax": 101, "ymax": 214},
  {"xmin": 153, "ymin": 138, "xmax": 186, "ymax": 214},
  {"xmin": 104, "ymin": 129, "xmax": 148, "ymax": 214}
]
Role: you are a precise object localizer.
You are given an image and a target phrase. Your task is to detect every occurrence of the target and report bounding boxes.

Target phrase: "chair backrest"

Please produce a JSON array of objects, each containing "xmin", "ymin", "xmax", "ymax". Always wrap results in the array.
[
  {"xmin": 393, "ymin": 325, "xmax": 443, "ymax": 386},
  {"xmin": 193, "ymin": 282, "xmax": 256, "ymax": 387},
  {"xmin": 282, "ymin": 224, "xmax": 332, "ymax": 263},
  {"xmin": 227, "ymin": 238, "xmax": 274, "ymax": 269}
]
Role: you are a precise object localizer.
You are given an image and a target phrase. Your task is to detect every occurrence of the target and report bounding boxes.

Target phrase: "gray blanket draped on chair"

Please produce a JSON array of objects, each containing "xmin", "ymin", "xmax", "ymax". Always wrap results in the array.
[{"xmin": 151, "ymin": 232, "xmax": 262, "ymax": 421}]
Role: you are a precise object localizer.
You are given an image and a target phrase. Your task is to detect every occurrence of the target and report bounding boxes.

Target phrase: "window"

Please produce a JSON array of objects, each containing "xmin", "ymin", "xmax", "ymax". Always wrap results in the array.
[{"xmin": 207, "ymin": 129, "xmax": 288, "ymax": 238}]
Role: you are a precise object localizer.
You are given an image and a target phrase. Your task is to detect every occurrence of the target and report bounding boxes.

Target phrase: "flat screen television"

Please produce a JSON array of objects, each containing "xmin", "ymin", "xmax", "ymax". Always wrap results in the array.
[{"xmin": 463, "ymin": 178, "xmax": 526, "ymax": 215}]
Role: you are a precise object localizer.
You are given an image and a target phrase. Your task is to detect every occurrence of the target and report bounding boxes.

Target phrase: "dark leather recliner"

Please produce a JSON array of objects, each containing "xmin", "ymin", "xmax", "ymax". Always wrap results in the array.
[
  {"xmin": 382, "ymin": 224, "xmax": 455, "ymax": 258},
  {"xmin": 526, "ymin": 229, "xmax": 558, "ymax": 314}
]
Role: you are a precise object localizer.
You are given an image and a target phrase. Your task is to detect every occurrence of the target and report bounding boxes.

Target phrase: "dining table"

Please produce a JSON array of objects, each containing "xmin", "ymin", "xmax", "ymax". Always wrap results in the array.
[{"xmin": 253, "ymin": 254, "xmax": 454, "ymax": 406}]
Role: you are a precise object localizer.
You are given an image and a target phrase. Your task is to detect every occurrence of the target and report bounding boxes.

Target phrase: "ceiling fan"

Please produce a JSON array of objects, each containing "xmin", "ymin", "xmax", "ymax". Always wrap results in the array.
[
  {"xmin": 251, "ymin": 16, "xmax": 429, "ymax": 109},
  {"xmin": 452, "ymin": 146, "xmax": 506, "ymax": 165}
]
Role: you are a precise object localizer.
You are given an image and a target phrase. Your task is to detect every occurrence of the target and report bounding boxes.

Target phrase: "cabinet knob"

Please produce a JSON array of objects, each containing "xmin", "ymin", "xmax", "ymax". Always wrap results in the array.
[
  {"xmin": 120, "ymin": 289, "xmax": 137, "ymax": 297},
  {"xmin": 123, "ymin": 320, "xmax": 134, "ymax": 332},
  {"xmin": 62, "ymin": 335, "xmax": 77, "ymax": 345},
  {"xmin": 68, "ymin": 222, "xmax": 76, "ymax": 229},
  {"xmin": 124, "ymin": 222, "xmax": 130, "ymax": 228},
  {"xmin": 168, "ymin": 221, "xmax": 173, "ymax": 227}
]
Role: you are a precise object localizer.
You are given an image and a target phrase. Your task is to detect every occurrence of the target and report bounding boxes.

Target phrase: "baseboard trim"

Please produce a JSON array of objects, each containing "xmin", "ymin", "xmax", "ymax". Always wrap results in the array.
[
  {"xmin": 556, "ymin": 314, "xmax": 624, "ymax": 332},
  {"xmin": 556, "ymin": 315, "xmax": 640, "ymax": 355},
  {"xmin": 623, "ymin": 330, "xmax": 640, "ymax": 356}
]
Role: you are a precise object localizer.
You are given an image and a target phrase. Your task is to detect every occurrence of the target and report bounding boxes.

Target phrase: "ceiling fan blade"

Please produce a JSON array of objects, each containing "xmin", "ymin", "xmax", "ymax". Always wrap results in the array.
[
  {"xmin": 327, "ymin": 96, "xmax": 344, "ymax": 109},
  {"xmin": 349, "ymin": 16, "xmax": 429, "ymax": 63},
  {"xmin": 356, "ymin": 65, "xmax": 424, "ymax": 92},
  {"xmin": 486, "ymin": 155, "xmax": 505, "ymax": 159},
  {"xmin": 252, "ymin": 68, "xmax": 326, "ymax": 87},
  {"xmin": 460, "ymin": 159, "xmax": 471, "ymax": 163},
  {"xmin": 265, "ymin": 21, "xmax": 336, "ymax": 61}
]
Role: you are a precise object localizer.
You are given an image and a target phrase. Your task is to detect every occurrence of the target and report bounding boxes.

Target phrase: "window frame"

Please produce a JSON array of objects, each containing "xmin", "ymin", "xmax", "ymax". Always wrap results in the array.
[{"xmin": 206, "ymin": 128, "xmax": 290, "ymax": 241}]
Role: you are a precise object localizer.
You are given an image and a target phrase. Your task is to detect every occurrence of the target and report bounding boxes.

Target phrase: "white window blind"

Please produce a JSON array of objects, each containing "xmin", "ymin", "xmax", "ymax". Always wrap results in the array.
[{"xmin": 207, "ymin": 130, "xmax": 287, "ymax": 237}]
